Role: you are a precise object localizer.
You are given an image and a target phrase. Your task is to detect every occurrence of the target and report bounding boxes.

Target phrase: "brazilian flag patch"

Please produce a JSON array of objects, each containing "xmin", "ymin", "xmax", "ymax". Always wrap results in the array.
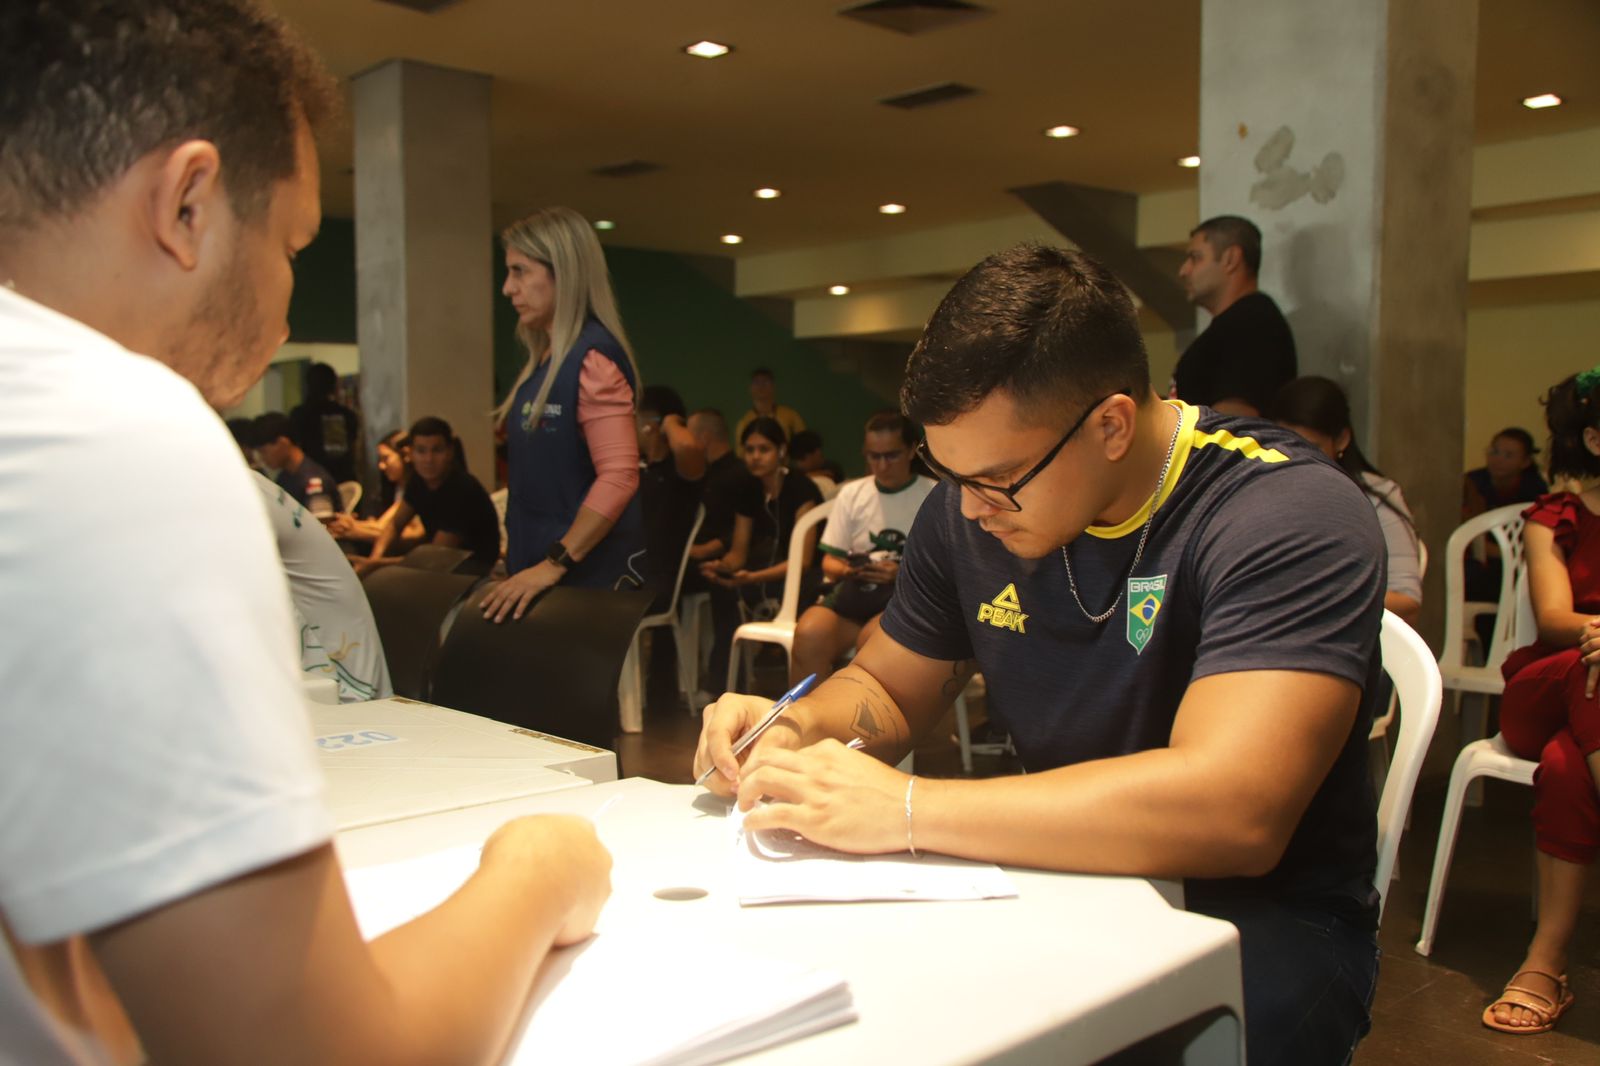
[{"xmin": 1126, "ymin": 574, "xmax": 1167, "ymax": 654}]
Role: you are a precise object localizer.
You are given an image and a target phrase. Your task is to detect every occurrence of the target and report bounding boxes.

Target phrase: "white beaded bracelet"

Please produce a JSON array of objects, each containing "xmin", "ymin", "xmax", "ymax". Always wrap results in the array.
[{"xmin": 905, "ymin": 775, "xmax": 918, "ymax": 858}]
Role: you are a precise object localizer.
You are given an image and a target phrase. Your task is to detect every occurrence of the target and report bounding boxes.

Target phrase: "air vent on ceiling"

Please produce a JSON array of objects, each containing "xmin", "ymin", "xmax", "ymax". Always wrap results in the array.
[
  {"xmin": 880, "ymin": 82, "xmax": 978, "ymax": 110},
  {"xmin": 373, "ymin": 0, "xmax": 463, "ymax": 12},
  {"xmin": 840, "ymin": 0, "xmax": 990, "ymax": 36},
  {"xmin": 589, "ymin": 160, "xmax": 665, "ymax": 179}
]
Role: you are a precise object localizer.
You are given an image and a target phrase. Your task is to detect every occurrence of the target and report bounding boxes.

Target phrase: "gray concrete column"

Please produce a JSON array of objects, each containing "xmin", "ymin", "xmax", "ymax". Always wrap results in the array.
[
  {"xmin": 1200, "ymin": 0, "xmax": 1477, "ymax": 642},
  {"xmin": 353, "ymin": 59, "xmax": 495, "ymax": 483}
]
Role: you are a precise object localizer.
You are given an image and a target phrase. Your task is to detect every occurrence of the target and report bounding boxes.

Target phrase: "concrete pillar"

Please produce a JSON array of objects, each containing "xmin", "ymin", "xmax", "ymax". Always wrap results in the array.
[
  {"xmin": 353, "ymin": 59, "xmax": 495, "ymax": 484},
  {"xmin": 1199, "ymin": 0, "xmax": 1477, "ymax": 643}
]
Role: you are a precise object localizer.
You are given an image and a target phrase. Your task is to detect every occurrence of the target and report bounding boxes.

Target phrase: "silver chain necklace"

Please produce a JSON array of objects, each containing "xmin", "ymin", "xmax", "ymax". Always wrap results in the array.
[{"xmin": 1061, "ymin": 408, "xmax": 1183, "ymax": 624}]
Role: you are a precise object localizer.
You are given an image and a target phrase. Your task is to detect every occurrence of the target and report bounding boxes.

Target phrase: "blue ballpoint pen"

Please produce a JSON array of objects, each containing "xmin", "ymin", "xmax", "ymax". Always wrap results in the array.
[{"xmin": 695, "ymin": 672, "xmax": 818, "ymax": 786}]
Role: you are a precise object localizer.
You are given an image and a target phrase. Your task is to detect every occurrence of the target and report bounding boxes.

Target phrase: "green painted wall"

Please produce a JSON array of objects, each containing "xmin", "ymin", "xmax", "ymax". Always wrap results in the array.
[{"xmin": 289, "ymin": 226, "xmax": 900, "ymax": 479}]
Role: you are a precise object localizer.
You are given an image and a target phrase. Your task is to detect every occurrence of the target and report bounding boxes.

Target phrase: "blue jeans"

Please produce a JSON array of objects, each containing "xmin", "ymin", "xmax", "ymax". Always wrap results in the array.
[{"xmin": 1191, "ymin": 897, "xmax": 1380, "ymax": 1066}]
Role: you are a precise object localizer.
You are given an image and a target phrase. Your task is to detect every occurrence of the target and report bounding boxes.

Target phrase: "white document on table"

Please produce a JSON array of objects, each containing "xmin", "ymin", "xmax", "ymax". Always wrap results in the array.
[
  {"xmin": 343, "ymin": 846, "xmax": 856, "ymax": 1066},
  {"xmin": 731, "ymin": 803, "xmax": 1018, "ymax": 906}
]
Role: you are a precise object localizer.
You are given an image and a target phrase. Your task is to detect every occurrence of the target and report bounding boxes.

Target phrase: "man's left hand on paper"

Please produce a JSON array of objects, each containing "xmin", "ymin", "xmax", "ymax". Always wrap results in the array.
[{"xmin": 736, "ymin": 739, "xmax": 911, "ymax": 855}]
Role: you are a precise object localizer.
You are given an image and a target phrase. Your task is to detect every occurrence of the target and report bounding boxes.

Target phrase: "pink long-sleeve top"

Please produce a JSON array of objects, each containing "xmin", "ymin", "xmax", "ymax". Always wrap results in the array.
[{"xmin": 576, "ymin": 350, "xmax": 640, "ymax": 520}]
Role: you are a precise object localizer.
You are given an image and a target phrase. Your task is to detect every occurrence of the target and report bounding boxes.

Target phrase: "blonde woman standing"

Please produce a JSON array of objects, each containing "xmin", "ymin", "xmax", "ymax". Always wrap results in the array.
[{"xmin": 479, "ymin": 207, "xmax": 645, "ymax": 622}]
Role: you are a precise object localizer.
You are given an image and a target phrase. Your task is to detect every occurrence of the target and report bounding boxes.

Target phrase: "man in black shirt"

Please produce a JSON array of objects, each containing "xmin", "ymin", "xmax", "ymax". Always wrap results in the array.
[
  {"xmin": 365, "ymin": 417, "xmax": 500, "ymax": 574},
  {"xmin": 697, "ymin": 246, "xmax": 1384, "ymax": 1066},
  {"xmin": 289, "ymin": 362, "xmax": 360, "ymax": 483},
  {"xmin": 1170, "ymin": 215, "xmax": 1297, "ymax": 416}
]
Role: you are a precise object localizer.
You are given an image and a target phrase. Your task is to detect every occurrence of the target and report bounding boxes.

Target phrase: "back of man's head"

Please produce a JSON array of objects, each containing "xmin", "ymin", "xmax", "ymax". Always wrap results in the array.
[
  {"xmin": 305, "ymin": 362, "xmax": 338, "ymax": 400},
  {"xmin": 902, "ymin": 245, "xmax": 1150, "ymax": 428},
  {"xmin": 253, "ymin": 411, "xmax": 296, "ymax": 447},
  {"xmin": 1190, "ymin": 215, "xmax": 1262, "ymax": 277},
  {"xmin": 688, "ymin": 407, "xmax": 729, "ymax": 444},
  {"xmin": 640, "ymin": 385, "xmax": 687, "ymax": 421},
  {"xmin": 0, "ymin": 1, "xmax": 337, "ymax": 234},
  {"xmin": 865, "ymin": 412, "xmax": 918, "ymax": 449}
]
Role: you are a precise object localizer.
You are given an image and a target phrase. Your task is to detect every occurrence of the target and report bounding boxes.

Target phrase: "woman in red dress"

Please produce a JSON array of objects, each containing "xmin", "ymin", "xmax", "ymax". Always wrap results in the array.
[{"xmin": 1484, "ymin": 369, "xmax": 1600, "ymax": 1034}]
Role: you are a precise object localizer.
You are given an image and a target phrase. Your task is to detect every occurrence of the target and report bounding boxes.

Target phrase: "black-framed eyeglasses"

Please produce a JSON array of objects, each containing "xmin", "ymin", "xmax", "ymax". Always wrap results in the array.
[{"xmin": 916, "ymin": 391, "xmax": 1125, "ymax": 512}]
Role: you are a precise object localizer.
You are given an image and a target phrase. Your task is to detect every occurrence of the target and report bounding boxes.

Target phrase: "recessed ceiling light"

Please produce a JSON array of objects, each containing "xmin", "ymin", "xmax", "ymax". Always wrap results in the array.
[
  {"xmin": 878, "ymin": 203, "xmax": 907, "ymax": 215},
  {"xmin": 720, "ymin": 233, "xmax": 744, "ymax": 245},
  {"xmin": 829, "ymin": 285, "xmax": 850, "ymax": 296},
  {"xmin": 593, "ymin": 219, "xmax": 616, "ymax": 231},
  {"xmin": 1522, "ymin": 93, "xmax": 1562, "ymax": 110},
  {"xmin": 753, "ymin": 187, "xmax": 781, "ymax": 200},
  {"xmin": 1044, "ymin": 125, "xmax": 1080, "ymax": 139},
  {"xmin": 1177, "ymin": 155, "xmax": 1201, "ymax": 169},
  {"xmin": 684, "ymin": 40, "xmax": 731, "ymax": 59}
]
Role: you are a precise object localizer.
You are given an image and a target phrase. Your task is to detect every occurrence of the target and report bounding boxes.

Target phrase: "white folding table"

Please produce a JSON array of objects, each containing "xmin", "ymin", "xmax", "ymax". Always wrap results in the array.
[
  {"xmin": 337, "ymin": 777, "xmax": 1244, "ymax": 1065},
  {"xmin": 313, "ymin": 697, "xmax": 615, "ymax": 830}
]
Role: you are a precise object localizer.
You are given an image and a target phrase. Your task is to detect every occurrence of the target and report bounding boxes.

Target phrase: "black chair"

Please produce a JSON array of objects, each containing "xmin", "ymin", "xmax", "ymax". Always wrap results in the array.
[
  {"xmin": 361, "ymin": 565, "xmax": 483, "ymax": 700},
  {"xmin": 399, "ymin": 544, "xmax": 475, "ymax": 573},
  {"xmin": 430, "ymin": 585, "xmax": 655, "ymax": 751}
]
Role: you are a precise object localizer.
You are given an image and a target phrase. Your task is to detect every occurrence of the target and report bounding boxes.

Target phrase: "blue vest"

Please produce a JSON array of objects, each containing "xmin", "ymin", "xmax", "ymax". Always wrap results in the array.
[{"xmin": 506, "ymin": 318, "xmax": 644, "ymax": 587}]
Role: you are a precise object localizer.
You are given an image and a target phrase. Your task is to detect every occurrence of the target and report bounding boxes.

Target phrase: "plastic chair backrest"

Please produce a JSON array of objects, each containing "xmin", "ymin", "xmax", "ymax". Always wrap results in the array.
[
  {"xmin": 1439, "ymin": 504, "xmax": 1525, "ymax": 673},
  {"xmin": 360, "ymin": 565, "xmax": 482, "ymax": 700},
  {"xmin": 657, "ymin": 505, "xmax": 706, "ymax": 619},
  {"xmin": 1375, "ymin": 610, "xmax": 1443, "ymax": 921},
  {"xmin": 1513, "ymin": 557, "xmax": 1535, "ymax": 645},
  {"xmin": 771, "ymin": 498, "xmax": 835, "ymax": 626},
  {"xmin": 430, "ymin": 585, "xmax": 655, "ymax": 750},
  {"xmin": 338, "ymin": 480, "xmax": 363, "ymax": 513}
]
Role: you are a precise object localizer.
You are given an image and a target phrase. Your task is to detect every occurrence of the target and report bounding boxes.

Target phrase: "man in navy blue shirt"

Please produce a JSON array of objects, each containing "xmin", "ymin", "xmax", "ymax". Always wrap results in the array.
[
  {"xmin": 254, "ymin": 411, "xmax": 341, "ymax": 515},
  {"xmin": 696, "ymin": 245, "xmax": 1387, "ymax": 1066}
]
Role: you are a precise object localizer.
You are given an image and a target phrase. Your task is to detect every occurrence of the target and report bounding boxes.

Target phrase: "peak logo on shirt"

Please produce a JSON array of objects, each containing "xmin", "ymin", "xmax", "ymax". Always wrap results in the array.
[
  {"xmin": 977, "ymin": 583, "xmax": 1028, "ymax": 634},
  {"xmin": 1127, "ymin": 574, "xmax": 1167, "ymax": 654}
]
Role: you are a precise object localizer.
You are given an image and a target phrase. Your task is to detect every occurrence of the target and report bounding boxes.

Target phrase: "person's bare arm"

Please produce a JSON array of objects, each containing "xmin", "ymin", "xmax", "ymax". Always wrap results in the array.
[
  {"xmin": 663, "ymin": 414, "xmax": 706, "ymax": 481},
  {"xmin": 821, "ymin": 552, "xmax": 852, "ymax": 582},
  {"xmin": 91, "ymin": 816, "xmax": 610, "ymax": 1066},
  {"xmin": 367, "ymin": 499, "xmax": 417, "ymax": 561},
  {"xmin": 1526, "ymin": 522, "xmax": 1587, "ymax": 647},
  {"xmin": 1384, "ymin": 591, "xmax": 1421, "ymax": 628},
  {"xmin": 717, "ymin": 643, "xmax": 1358, "ymax": 879},
  {"xmin": 479, "ymin": 505, "xmax": 618, "ymax": 623}
]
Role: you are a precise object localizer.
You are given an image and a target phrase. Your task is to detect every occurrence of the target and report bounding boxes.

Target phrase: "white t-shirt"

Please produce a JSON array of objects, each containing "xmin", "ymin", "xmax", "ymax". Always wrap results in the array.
[
  {"xmin": 0, "ymin": 286, "xmax": 332, "ymax": 1063},
  {"xmin": 252, "ymin": 472, "xmax": 393, "ymax": 702},
  {"xmin": 819, "ymin": 474, "xmax": 938, "ymax": 562}
]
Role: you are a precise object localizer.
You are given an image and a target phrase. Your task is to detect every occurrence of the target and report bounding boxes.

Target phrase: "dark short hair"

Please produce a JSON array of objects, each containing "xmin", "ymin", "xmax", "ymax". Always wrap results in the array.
[
  {"xmin": 408, "ymin": 415, "xmax": 455, "ymax": 444},
  {"xmin": 740, "ymin": 416, "xmax": 787, "ymax": 448},
  {"xmin": 789, "ymin": 430, "xmax": 824, "ymax": 460},
  {"xmin": 1542, "ymin": 374, "xmax": 1600, "ymax": 481},
  {"xmin": 226, "ymin": 416, "xmax": 262, "ymax": 449},
  {"xmin": 1191, "ymin": 215, "xmax": 1262, "ymax": 276},
  {"xmin": 750, "ymin": 367, "xmax": 774, "ymax": 381},
  {"xmin": 688, "ymin": 407, "xmax": 728, "ymax": 442},
  {"xmin": 305, "ymin": 362, "xmax": 338, "ymax": 397},
  {"xmin": 1493, "ymin": 426, "xmax": 1539, "ymax": 457},
  {"xmin": 865, "ymin": 411, "xmax": 918, "ymax": 448},
  {"xmin": 253, "ymin": 411, "xmax": 295, "ymax": 446},
  {"xmin": 0, "ymin": 0, "xmax": 338, "ymax": 231},
  {"xmin": 902, "ymin": 245, "xmax": 1150, "ymax": 428},
  {"xmin": 639, "ymin": 384, "xmax": 687, "ymax": 420}
]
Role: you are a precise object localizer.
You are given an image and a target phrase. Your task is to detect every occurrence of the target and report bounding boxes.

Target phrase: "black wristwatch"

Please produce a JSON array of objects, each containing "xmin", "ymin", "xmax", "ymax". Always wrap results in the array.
[{"xmin": 546, "ymin": 541, "xmax": 576, "ymax": 570}]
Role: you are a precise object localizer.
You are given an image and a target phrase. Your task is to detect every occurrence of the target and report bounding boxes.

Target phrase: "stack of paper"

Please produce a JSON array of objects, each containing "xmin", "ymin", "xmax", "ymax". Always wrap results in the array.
[
  {"xmin": 732, "ymin": 804, "xmax": 1019, "ymax": 906},
  {"xmin": 343, "ymin": 847, "xmax": 856, "ymax": 1066}
]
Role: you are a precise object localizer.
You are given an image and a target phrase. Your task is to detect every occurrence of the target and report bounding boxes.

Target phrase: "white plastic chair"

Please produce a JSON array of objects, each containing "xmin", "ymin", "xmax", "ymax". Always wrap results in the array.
[
  {"xmin": 1415, "ymin": 569, "xmax": 1539, "ymax": 955},
  {"xmin": 678, "ymin": 591, "xmax": 713, "ymax": 710},
  {"xmin": 726, "ymin": 498, "xmax": 834, "ymax": 693},
  {"xmin": 618, "ymin": 506, "xmax": 706, "ymax": 731},
  {"xmin": 1373, "ymin": 610, "xmax": 1443, "ymax": 922},
  {"xmin": 1370, "ymin": 534, "xmax": 1431, "ymax": 757},
  {"xmin": 1438, "ymin": 505, "xmax": 1527, "ymax": 745},
  {"xmin": 338, "ymin": 480, "xmax": 362, "ymax": 514}
]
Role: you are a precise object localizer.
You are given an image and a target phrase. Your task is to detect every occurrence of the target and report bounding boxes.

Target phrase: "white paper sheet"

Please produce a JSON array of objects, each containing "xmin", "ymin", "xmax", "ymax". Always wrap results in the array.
[{"xmin": 343, "ymin": 847, "xmax": 856, "ymax": 1066}]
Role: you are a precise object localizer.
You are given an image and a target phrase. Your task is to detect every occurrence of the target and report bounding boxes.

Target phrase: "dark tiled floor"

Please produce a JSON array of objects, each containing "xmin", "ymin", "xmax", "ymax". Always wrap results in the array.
[{"xmin": 617, "ymin": 642, "xmax": 1600, "ymax": 1065}]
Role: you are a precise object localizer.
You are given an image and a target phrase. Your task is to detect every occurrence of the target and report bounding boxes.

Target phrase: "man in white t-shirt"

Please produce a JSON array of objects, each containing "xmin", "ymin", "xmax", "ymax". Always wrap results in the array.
[
  {"xmin": 252, "ymin": 473, "xmax": 394, "ymax": 702},
  {"xmin": 790, "ymin": 413, "xmax": 936, "ymax": 684},
  {"xmin": 0, "ymin": 5, "xmax": 609, "ymax": 1064}
]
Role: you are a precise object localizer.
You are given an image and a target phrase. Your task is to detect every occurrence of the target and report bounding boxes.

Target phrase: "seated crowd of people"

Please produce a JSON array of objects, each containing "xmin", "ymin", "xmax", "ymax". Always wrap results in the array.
[{"xmin": 7, "ymin": 7, "xmax": 1599, "ymax": 1066}]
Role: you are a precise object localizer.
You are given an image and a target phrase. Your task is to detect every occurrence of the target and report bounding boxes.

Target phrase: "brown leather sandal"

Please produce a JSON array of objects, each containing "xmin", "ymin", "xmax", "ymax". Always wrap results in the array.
[{"xmin": 1481, "ymin": 969, "xmax": 1574, "ymax": 1034}]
